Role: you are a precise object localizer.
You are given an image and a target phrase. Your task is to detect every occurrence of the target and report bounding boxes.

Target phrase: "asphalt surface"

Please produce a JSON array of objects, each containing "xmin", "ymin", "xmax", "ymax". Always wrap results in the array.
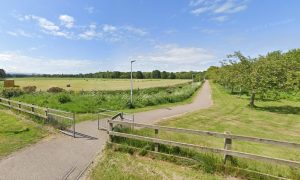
[{"xmin": 0, "ymin": 81, "xmax": 212, "ymax": 180}]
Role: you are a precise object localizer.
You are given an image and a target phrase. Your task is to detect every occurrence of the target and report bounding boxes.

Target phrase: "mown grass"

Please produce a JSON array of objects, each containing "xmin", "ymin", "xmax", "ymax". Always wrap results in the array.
[
  {"xmin": 89, "ymin": 148, "xmax": 227, "ymax": 180},
  {"xmin": 12, "ymin": 82, "xmax": 201, "ymax": 113},
  {"xmin": 102, "ymin": 82, "xmax": 300, "ymax": 179},
  {"xmin": 10, "ymin": 78, "xmax": 190, "ymax": 91},
  {"xmin": 0, "ymin": 107, "xmax": 48, "ymax": 158}
]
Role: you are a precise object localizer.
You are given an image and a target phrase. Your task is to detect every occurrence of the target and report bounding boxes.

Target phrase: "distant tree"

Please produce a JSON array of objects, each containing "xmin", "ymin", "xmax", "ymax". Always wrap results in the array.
[
  {"xmin": 136, "ymin": 71, "xmax": 144, "ymax": 79},
  {"xmin": 169, "ymin": 72, "xmax": 176, "ymax": 79},
  {"xmin": 161, "ymin": 71, "xmax": 168, "ymax": 79},
  {"xmin": 152, "ymin": 70, "xmax": 161, "ymax": 79},
  {"xmin": 0, "ymin": 69, "xmax": 6, "ymax": 80}
]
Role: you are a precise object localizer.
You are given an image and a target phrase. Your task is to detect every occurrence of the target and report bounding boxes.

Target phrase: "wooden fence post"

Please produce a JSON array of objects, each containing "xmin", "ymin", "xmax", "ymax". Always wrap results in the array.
[
  {"xmin": 108, "ymin": 120, "xmax": 113, "ymax": 143},
  {"xmin": 18, "ymin": 103, "xmax": 21, "ymax": 113},
  {"xmin": 224, "ymin": 131, "xmax": 233, "ymax": 164},
  {"xmin": 155, "ymin": 128, "xmax": 159, "ymax": 152},
  {"xmin": 8, "ymin": 101, "xmax": 11, "ymax": 109},
  {"xmin": 31, "ymin": 106, "xmax": 35, "ymax": 113}
]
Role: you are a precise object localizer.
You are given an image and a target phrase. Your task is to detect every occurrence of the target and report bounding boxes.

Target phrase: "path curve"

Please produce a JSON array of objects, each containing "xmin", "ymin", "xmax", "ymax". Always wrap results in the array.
[{"xmin": 0, "ymin": 81, "xmax": 212, "ymax": 180}]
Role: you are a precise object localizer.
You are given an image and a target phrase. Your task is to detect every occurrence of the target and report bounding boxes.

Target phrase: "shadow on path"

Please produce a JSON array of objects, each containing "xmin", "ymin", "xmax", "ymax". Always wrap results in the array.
[{"xmin": 61, "ymin": 129, "xmax": 98, "ymax": 140}]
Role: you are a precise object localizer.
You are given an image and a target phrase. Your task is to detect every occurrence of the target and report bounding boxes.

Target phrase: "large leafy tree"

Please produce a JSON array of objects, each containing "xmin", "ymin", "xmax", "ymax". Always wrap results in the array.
[{"xmin": 206, "ymin": 49, "xmax": 300, "ymax": 108}]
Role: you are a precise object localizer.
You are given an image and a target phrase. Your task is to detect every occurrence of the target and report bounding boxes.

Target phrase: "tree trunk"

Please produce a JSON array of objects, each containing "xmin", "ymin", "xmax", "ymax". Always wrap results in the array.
[{"xmin": 249, "ymin": 93, "xmax": 256, "ymax": 108}]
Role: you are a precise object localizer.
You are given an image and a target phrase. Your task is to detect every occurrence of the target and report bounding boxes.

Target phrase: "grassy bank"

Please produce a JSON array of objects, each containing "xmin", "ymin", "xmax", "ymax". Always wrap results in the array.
[
  {"xmin": 11, "ymin": 82, "xmax": 201, "ymax": 113},
  {"xmin": 0, "ymin": 107, "xmax": 48, "ymax": 158},
  {"xmin": 89, "ymin": 148, "xmax": 227, "ymax": 180},
  {"xmin": 99, "ymin": 82, "xmax": 300, "ymax": 179}
]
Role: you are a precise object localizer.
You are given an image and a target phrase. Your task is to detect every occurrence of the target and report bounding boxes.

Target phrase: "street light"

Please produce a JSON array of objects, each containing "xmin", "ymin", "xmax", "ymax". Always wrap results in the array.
[{"xmin": 130, "ymin": 60, "xmax": 136, "ymax": 105}]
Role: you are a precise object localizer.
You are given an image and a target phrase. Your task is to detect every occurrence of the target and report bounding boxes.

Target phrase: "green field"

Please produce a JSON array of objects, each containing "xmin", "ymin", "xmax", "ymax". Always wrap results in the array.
[
  {"xmin": 97, "ymin": 82, "xmax": 300, "ymax": 179},
  {"xmin": 9, "ymin": 78, "xmax": 190, "ymax": 91},
  {"xmin": 0, "ymin": 107, "xmax": 47, "ymax": 158},
  {"xmin": 12, "ymin": 82, "xmax": 201, "ymax": 114}
]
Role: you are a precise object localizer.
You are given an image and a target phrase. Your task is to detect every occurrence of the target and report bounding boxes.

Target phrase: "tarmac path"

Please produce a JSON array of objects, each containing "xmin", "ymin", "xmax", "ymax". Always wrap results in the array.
[{"xmin": 0, "ymin": 81, "xmax": 212, "ymax": 180}]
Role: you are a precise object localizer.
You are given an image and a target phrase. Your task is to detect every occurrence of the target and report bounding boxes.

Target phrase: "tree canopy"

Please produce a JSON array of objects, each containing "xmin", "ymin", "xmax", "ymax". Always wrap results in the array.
[{"xmin": 206, "ymin": 49, "xmax": 300, "ymax": 107}]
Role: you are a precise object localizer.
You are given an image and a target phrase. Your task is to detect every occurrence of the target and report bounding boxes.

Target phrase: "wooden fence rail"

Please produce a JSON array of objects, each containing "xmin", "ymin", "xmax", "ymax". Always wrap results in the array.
[
  {"xmin": 108, "ymin": 120, "xmax": 300, "ymax": 168},
  {"xmin": 108, "ymin": 120, "xmax": 300, "ymax": 149},
  {"xmin": 0, "ymin": 97, "xmax": 76, "ymax": 137}
]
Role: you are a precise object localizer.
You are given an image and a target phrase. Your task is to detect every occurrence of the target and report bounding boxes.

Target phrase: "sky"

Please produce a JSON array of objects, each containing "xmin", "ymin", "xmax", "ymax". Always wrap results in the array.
[{"xmin": 0, "ymin": 0, "xmax": 299, "ymax": 74}]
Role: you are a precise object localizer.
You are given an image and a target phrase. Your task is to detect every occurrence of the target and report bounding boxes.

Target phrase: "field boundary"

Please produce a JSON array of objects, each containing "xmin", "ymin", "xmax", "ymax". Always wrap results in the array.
[
  {"xmin": 0, "ymin": 97, "xmax": 76, "ymax": 137},
  {"xmin": 107, "ymin": 119, "xmax": 300, "ymax": 168}
]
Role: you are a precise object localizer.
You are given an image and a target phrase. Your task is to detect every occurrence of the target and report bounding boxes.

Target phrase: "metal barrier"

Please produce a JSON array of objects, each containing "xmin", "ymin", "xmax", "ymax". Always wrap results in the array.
[{"xmin": 97, "ymin": 108, "xmax": 134, "ymax": 131}]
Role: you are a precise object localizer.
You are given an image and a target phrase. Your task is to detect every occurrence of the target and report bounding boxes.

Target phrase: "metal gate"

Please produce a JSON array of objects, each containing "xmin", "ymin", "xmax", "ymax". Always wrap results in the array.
[{"xmin": 97, "ymin": 108, "xmax": 134, "ymax": 131}]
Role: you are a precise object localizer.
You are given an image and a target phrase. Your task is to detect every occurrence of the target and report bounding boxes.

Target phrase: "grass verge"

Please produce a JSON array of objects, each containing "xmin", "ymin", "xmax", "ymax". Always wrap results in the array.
[{"xmin": 0, "ymin": 107, "xmax": 48, "ymax": 158}]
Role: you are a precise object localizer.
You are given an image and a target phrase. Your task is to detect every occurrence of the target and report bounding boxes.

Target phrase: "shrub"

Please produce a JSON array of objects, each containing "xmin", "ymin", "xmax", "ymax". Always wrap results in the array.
[
  {"xmin": 23, "ymin": 86, "xmax": 37, "ymax": 93},
  {"xmin": 58, "ymin": 94, "xmax": 72, "ymax": 104},
  {"xmin": 2, "ymin": 88, "xmax": 24, "ymax": 98},
  {"xmin": 47, "ymin": 87, "xmax": 65, "ymax": 93}
]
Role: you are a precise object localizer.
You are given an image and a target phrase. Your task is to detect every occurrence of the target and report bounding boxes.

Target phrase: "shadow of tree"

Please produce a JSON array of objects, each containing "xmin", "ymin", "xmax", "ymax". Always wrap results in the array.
[{"xmin": 256, "ymin": 105, "xmax": 300, "ymax": 115}]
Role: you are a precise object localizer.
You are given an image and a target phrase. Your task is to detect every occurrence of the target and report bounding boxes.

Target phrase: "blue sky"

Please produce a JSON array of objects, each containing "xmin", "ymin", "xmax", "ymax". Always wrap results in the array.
[{"xmin": 0, "ymin": 0, "xmax": 299, "ymax": 74}]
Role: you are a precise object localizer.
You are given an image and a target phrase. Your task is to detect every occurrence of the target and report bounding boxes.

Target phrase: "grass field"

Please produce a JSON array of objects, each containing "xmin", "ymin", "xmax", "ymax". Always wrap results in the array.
[
  {"xmin": 12, "ymin": 82, "xmax": 201, "ymax": 114},
  {"xmin": 8, "ymin": 78, "xmax": 190, "ymax": 91},
  {"xmin": 98, "ymin": 82, "xmax": 300, "ymax": 179},
  {"xmin": 0, "ymin": 107, "xmax": 47, "ymax": 158}
]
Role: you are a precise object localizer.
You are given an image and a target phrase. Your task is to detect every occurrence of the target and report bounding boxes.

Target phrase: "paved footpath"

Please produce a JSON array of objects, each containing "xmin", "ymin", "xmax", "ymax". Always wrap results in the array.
[{"xmin": 0, "ymin": 81, "xmax": 212, "ymax": 180}]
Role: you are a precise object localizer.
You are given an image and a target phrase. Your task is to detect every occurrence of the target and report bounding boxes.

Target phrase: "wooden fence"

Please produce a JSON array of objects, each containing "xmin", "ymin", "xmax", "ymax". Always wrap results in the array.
[
  {"xmin": 107, "ymin": 120, "xmax": 300, "ymax": 168},
  {"xmin": 0, "ymin": 97, "xmax": 76, "ymax": 137}
]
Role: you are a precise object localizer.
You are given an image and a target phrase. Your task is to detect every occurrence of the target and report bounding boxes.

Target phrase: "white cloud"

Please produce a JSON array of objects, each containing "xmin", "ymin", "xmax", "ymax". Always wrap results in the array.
[
  {"xmin": 7, "ymin": 29, "xmax": 32, "ymax": 37},
  {"xmin": 59, "ymin": 14, "xmax": 75, "ymax": 28},
  {"xmin": 0, "ymin": 52, "xmax": 99, "ymax": 74},
  {"xmin": 122, "ymin": 26, "xmax": 147, "ymax": 36},
  {"xmin": 79, "ymin": 24, "xmax": 102, "ymax": 40},
  {"xmin": 30, "ymin": 15, "xmax": 60, "ymax": 31},
  {"xmin": 190, "ymin": 0, "xmax": 249, "ymax": 21},
  {"xmin": 17, "ymin": 14, "xmax": 147, "ymax": 42},
  {"xmin": 102, "ymin": 24, "xmax": 117, "ymax": 33},
  {"xmin": 134, "ymin": 44, "xmax": 215, "ymax": 71}
]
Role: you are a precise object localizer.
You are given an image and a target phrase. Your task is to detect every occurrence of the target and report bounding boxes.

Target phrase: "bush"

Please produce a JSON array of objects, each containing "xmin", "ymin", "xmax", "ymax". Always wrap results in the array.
[
  {"xmin": 47, "ymin": 87, "xmax": 65, "ymax": 93},
  {"xmin": 58, "ymin": 94, "xmax": 72, "ymax": 104},
  {"xmin": 23, "ymin": 86, "xmax": 37, "ymax": 93},
  {"xmin": 2, "ymin": 88, "xmax": 24, "ymax": 98}
]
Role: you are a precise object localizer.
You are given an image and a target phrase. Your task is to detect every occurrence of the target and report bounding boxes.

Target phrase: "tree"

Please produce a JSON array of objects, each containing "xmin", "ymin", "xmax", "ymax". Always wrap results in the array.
[
  {"xmin": 152, "ymin": 70, "xmax": 161, "ymax": 79},
  {"xmin": 170, "ymin": 72, "xmax": 176, "ymax": 79},
  {"xmin": 0, "ymin": 69, "xmax": 6, "ymax": 80},
  {"xmin": 161, "ymin": 71, "xmax": 168, "ymax": 79},
  {"xmin": 136, "ymin": 71, "xmax": 144, "ymax": 79}
]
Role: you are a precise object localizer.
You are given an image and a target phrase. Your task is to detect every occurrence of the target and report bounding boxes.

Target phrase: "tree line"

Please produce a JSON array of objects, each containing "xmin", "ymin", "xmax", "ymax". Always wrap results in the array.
[
  {"xmin": 5, "ymin": 70, "xmax": 205, "ymax": 81},
  {"xmin": 205, "ymin": 49, "xmax": 300, "ymax": 107}
]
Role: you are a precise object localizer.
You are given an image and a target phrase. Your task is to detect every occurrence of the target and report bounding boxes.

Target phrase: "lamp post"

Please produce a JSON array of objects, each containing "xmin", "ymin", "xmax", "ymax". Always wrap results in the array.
[{"xmin": 130, "ymin": 60, "xmax": 136, "ymax": 105}]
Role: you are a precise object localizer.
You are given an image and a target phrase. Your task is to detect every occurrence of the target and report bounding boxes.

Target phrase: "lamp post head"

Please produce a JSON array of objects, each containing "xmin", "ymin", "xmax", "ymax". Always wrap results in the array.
[{"xmin": 131, "ymin": 60, "xmax": 136, "ymax": 63}]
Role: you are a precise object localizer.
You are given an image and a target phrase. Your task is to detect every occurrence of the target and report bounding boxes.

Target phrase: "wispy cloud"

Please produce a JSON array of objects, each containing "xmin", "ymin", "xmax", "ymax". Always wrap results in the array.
[
  {"xmin": 0, "ymin": 52, "xmax": 99, "ymax": 74},
  {"xmin": 189, "ymin": 0, "xmax": 249, "ymax": 22},
  {"xmin": 7, "ymin": 29, "xmax": 33, "ymax": 37},
  {"xmin": 134, "ymin": 44, "xmax": 215, "ymax": 71},
  {"xmin": 15, "ymin": 14, "xmax": 147, "ymax": 42},
  {"xmin": 59, "ymin": 15, "xmax": 75, "ymax": 28}
]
